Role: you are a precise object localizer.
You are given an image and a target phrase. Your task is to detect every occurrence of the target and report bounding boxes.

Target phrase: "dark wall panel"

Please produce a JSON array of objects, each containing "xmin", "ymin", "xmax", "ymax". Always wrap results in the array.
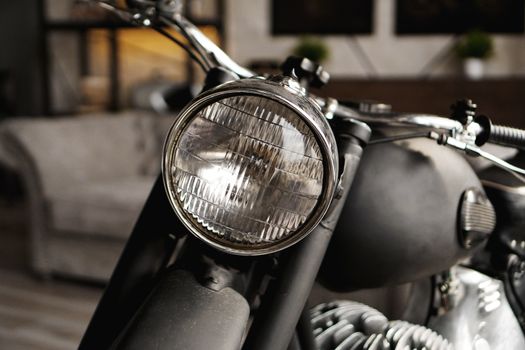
[
  {"xmin": 396, "ymin": 0, "xmax": 525, "ymax": 35},
  {"xmin": 272, "ymin": 0, "xmax": 373, "ymax": 35},
  {"xmin": 0, "ymin": 0, "xmax": 44, "ymax": 116}
]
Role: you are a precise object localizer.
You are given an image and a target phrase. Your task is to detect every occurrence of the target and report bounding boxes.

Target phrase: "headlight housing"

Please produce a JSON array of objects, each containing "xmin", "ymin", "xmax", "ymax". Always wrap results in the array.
[{"xmin": 162, "ymin": 78, "xmax": 338, "ymax": 255}]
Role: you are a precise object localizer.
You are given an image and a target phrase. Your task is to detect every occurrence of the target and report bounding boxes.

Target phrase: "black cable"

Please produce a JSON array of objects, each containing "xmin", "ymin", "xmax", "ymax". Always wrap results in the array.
[
  {"xmin": 424, "ymin": 275, "xmax": 436, "ymax": 327},
  {"xmin": 296, "ymin": 305, "xmax": 317, "ymax": 350},
  {"xmin": 92, "ymin": 1, "xmax": 209, "ymax": 72},
  {"xmin": 506, "ymin": 265, "xmax": 525, "ymax": 332},
  {"xmin": 153, "ymin": 26, "xmax": 208, "ymax": 72},
  {"xmin": 117, "ymin": 37, "xmax": 188, "ymax": 63},
  {"xmin": 368, "ymin": 131, "xmax": 430, "ymax": 145}
]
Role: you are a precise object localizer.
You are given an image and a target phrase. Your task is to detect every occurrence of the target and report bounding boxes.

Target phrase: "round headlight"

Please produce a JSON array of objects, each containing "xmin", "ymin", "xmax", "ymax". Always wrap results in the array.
[{"xmin": 163, "ymin": 78, "xmax": 338, "ymax": 255}]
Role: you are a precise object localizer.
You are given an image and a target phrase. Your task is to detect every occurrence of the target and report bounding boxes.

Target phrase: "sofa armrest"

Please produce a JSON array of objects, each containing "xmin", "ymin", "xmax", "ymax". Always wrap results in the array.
[
  {"xmin": 1, "ymin": 113, "xmax": 157, "ymax": 197},
  {"xmin": 0, "ymin": 112, "xmax": 157, "ymax": 275},
  {"xmin": 0, "ymin": 130, "xmax": 51, "ymax": 274}
]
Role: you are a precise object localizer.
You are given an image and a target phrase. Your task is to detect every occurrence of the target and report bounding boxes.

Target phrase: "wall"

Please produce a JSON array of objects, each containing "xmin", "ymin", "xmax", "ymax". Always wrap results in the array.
[
  {"xmin": 225, "ymin": 0, "xmax": 525, "ymax": 78},
  {"xmin": 44, "ymin": 0, "xmax": 204, "ymax": 114},
  {"xmin": 0, "ymin": 0, "xmax": 44, "ymax": 115}
]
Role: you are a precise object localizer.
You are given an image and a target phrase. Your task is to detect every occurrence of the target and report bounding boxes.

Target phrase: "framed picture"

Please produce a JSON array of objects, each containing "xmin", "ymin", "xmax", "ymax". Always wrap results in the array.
[
  {"xmin": 272, "ymin": 0, "xmax": 373, "ymax": 35},
  {"xmin": 396, "ymin": 0, "xmax": 525, "ymax": 34}
]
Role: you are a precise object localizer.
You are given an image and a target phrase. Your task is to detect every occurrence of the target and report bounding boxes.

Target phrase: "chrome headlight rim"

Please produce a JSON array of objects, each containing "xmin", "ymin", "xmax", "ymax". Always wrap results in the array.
[{"xmin": 162, "ymin": 78, "xmax": 338, "ymax": 255}]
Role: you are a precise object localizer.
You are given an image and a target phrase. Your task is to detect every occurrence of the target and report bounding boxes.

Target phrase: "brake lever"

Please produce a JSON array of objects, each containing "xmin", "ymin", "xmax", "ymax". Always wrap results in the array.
[
  {"xmin": 157, "ymin": 15, "xmax": 255, "ymax": 78},
  {"xmin": 319, "ymin": 95, "xmax": 525, "ymax": 183},
  {"xmin": 91, "ymin": 0, "xmax": 155, "ymax": 25},
  {"xmin": 314, "ymin": 96, "xmax": 464, "ymax": 134},
  {"xmin": 429, "ymin": 131, "xmax": 525, "ymax": 183},
  {"xmin": 91, "ymin": 0, "xmax": 525, "ymax": 186}
]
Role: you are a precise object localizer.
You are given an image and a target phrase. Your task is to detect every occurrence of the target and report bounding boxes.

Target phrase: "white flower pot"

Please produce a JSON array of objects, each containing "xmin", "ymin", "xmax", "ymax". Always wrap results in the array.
[{"xmin": 464, "ymin": 58, "xmax": 484, "ymax": 80}]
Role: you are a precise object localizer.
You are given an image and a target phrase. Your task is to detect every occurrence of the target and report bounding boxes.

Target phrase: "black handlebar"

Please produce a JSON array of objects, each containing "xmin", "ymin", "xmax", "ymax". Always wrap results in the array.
[{"xmin": 489, "ymin": 124, "xmax": 525, "ymax": 150}]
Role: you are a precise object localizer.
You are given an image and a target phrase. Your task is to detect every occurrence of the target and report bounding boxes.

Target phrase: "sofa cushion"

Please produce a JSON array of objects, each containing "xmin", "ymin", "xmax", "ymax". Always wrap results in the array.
[
  {"xmin": 48, "ymin": 177, "xmax": 156, "ymax": 240},
  {"xmin": 2, "ymin": 112, "xmax": 159, "ymax": 197}
]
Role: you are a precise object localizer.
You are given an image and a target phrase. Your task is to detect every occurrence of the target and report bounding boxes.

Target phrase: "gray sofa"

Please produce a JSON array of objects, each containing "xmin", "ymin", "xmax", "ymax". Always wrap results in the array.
[{"xmin": 0, "ymin": 111, "xmax": 174, "ymax": 282}]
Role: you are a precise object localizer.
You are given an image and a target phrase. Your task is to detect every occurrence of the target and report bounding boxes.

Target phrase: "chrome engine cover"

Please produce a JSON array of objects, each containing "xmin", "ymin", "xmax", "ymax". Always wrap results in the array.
[{"xmin": 428, "ymin": 267, "xmax": 525, "ymax": 350}]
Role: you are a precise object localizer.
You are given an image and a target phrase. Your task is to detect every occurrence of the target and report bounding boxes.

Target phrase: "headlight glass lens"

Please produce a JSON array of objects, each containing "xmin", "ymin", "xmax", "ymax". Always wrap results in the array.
[{"xmin": 166, "ymin": 95, "xmax": 325, "ymax": 251}]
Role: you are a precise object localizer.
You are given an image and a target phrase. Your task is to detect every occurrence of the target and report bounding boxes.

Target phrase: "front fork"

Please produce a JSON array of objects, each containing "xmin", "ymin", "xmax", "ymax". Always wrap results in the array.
[
  {"xmin": 243, "ymin": 126, "xmax": 368, "ymax": 350},
  {"xmin": 79, "ymin": 119, "xmax": 368, "ymax": 350}
]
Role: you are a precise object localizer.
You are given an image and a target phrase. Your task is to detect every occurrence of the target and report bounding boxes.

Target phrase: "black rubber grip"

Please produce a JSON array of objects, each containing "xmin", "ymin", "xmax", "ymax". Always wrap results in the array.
[{"xmin": 489, "ymin": 124, "xmax": 525, "ymax": 149}]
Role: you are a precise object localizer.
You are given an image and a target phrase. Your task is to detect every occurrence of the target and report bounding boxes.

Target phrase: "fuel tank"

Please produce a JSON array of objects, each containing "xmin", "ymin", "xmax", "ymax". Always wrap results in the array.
[{"xmin": 319, "ymin": 137, "xmax": 492, "ymax": 290}]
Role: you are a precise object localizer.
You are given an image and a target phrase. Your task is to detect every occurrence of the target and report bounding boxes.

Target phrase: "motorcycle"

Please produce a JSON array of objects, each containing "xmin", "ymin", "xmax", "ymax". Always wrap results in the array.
[{"xmin": 78, "ymin": 1, "xmax": 525, "ymax": 349}]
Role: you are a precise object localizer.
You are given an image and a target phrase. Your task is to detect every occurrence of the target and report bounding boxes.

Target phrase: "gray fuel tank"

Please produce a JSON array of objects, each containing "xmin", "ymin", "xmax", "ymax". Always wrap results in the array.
[{"xmin": 319, "ymin": 137, "xmax": 488, "ymax": 290}]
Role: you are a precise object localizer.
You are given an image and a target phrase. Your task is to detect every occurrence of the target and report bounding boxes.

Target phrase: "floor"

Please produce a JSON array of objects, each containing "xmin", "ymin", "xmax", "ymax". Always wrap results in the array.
[
  {"xmin": 0, "ymin": 198, "xmax": 408, "ymax": 350},
  {"xmin": 0, "ymin": 269, "xmax": 101, "ymax": 350},
  {"xmin": 0, "ymin": 200, "xmax": 103, "ymax": 350}
]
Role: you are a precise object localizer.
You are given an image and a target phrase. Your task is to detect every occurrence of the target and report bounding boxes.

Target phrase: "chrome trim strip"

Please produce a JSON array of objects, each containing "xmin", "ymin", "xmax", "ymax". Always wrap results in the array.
[{"xmin": 481, "ymin": 179, "xmax": 525, "ymax": 195}]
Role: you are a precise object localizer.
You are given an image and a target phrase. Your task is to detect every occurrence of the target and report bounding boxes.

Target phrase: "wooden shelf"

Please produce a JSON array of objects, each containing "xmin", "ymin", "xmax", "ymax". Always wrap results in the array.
[
  {"xmin": 316, "ymin": 78, "xmax": 525, "ymax": 128},
  {"xmin": 40, "ymin": 0, "xmax": 225, "ymax": 115}
]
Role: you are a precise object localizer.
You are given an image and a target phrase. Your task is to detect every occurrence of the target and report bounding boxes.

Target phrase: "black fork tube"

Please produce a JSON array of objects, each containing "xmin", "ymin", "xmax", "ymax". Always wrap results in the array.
[
  {"xmin": 296, "ymin": 305, "xmax": 317, "ymax": 350},
  {"xmin": 79, "ymin": 176, "xmax": 187, "ymax": 350},
  {"xmin": 243, "ymin": 139, "xmax": 365, "ymax": 350}
]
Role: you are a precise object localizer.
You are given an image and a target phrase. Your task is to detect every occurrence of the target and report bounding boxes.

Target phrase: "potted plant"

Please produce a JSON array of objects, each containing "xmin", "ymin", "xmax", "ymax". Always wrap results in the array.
[
  {"xmin": 292, "ymin": 37, "xmax": 330, "ymax": 64},
  {"xmin": 455, "ymin": 30, "xmax": 494, "ymax": 80}
]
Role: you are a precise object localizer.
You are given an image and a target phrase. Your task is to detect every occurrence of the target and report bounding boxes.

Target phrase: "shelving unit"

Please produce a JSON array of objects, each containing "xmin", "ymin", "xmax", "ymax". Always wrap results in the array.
[
  {"xmin": 39, "ymin": 0, "xmax": 224, "ymax": 115},
  {"xmin": 319, "ymin": 78, "xmax": 525, "ymax": 128}
]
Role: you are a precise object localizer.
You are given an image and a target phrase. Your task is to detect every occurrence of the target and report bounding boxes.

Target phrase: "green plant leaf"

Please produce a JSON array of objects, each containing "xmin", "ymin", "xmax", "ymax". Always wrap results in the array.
[
  {"xmin": 292, "ymin": 37, "xmax": 330, "ymax": 64},
  {"xmin": 455, "ymin": 30, "xmax": 494, "ymax": 59}
]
